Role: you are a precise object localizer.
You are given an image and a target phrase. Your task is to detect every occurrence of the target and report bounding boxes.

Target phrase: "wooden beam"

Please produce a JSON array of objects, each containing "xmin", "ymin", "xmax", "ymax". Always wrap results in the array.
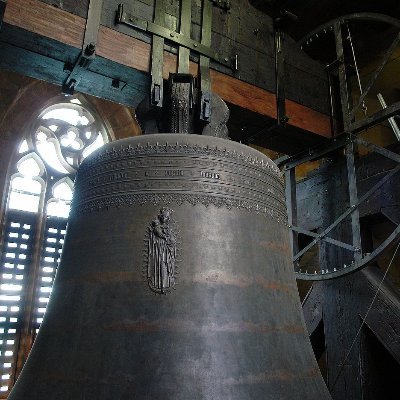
[
  {"xmin": 360, "ymin": 267, "xmax": 400, "ymax": 365},
  {"xmin": 3, "ymin": 0, "xmax": 331, "ymax": 138},
  {"xmin": 302, "ymin": 284, "xmax": 324, "ymax": 336}
]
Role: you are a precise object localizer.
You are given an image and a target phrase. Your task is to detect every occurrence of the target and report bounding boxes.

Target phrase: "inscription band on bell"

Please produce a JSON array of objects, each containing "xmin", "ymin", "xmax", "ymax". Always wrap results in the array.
[{"xmin": 73, "ymin": 140, "xmax": 286, "ymax": 224}]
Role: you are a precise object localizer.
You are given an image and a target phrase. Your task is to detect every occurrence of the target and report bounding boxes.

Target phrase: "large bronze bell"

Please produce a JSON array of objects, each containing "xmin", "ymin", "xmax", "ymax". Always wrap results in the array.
[{"xmin": 9, "ymin": 134, "xmax": 331, "ymax": 399}]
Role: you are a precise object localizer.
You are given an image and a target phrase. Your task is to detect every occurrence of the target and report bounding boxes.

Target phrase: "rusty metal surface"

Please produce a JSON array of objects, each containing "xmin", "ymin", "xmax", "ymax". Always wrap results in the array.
[{"xmin": 9, "ymin": 134, "xmax": 331, "ymax": 399}]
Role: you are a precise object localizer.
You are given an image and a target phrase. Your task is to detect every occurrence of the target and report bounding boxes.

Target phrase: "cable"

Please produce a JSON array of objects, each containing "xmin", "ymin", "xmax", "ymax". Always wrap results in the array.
[
  {"xmin": 331, "ymin": 240, "xmax": 400, "ymax": 390},
  {"xmin": 346, "ymin": 25, "xmax": 367, "ymax": 115}
]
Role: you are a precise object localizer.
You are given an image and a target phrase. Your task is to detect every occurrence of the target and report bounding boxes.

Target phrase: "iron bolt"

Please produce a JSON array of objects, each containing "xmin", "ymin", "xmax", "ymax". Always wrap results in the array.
[{"xmin": 85, "ymin": 42, "xmax": 96, "ymax": 56}]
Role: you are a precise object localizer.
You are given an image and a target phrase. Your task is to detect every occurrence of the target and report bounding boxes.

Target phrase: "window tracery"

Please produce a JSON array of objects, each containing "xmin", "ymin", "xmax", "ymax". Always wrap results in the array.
[{"xmin": 0, "ymin": 96, "xmax": 109, "ymax": 396}]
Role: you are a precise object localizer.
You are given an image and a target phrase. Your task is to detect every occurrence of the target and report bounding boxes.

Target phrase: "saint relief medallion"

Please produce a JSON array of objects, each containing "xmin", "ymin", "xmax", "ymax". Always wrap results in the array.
[{"xmin": 145, "ymin": 207, "xmax": 177, "ymax": 294}]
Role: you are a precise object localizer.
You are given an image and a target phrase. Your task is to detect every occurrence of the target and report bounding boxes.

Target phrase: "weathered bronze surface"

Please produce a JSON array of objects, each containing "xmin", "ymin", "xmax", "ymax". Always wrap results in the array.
[{"xmin": 9, "ymin": 134, "xmax": 331, "ymax": 399}]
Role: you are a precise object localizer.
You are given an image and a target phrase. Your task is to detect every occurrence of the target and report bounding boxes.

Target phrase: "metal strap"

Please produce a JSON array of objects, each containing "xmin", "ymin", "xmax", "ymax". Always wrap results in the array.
[
  {"xmin": 150, "ymin": 0, "xmax": 165, "ymax": 107},
  {"xmin": 290, "ymin": 226, "xmax": 354, "ymax": 252},
  {"xmin": 334, "ymin": 21, "xmax": 351, "ymax": 130},
  {"xmin": 199, "ymin": 0, "xmax": 212, "ymax": 121},
  {"xmin": 82, "ymin": 0, "xmax": 104, "ymax": 57},
  {"xmin": 63, "ymin": 0, "xmax": 104, "ymax": 94},
  {"xmin": 275, "ymin": 29, "xmax": 287, "ymax": 125},
  {"xmin": 178, "ymin": 0, "xmax": 192, "ymax": 74},
  {"xmin": 117, "ymin": 4, "xmax": 232, "ymax": 68}
]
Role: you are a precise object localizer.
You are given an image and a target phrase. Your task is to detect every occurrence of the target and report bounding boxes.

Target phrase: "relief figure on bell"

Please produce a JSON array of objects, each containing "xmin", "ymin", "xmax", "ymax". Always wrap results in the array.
[{"xmin": 147, "ymin": 207, "xmax": 177, "ymax": 294}]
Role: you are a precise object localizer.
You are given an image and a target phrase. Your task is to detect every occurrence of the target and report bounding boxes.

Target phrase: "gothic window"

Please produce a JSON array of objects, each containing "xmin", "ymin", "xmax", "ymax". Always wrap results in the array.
[{"xmin": 0, "ymin": 97, "xmax": 109, "ymax": 397}]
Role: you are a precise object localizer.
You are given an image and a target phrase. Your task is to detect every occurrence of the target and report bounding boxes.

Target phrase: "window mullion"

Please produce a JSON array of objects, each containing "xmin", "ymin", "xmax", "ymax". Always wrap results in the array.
[
  {"xmin": 0, "ymin": 211, "xmax": 36, "ymax": 397},
  {"xmin": 12, "ymin": 193, "xmax": 48, "ymax": 382}
]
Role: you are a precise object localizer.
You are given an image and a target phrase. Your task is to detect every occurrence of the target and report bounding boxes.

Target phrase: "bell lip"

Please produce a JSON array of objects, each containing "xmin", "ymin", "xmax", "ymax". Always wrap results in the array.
[{"xmin": 82, "ymin": 133, "xmax": 281, "ymax": 177}]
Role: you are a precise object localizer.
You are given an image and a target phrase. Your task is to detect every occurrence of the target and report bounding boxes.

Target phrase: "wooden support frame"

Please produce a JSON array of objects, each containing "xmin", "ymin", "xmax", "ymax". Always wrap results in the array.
[
  {"xmin": 284, "ymin": 137, "xmax": 400, "ymax": 280},
  {"xmin": 302, "ymin": 267, "xmax": 400, "ymax": 370},
  {"xmin": 1, "ymin": 0, "xmax": 331, "ymax": 138}
]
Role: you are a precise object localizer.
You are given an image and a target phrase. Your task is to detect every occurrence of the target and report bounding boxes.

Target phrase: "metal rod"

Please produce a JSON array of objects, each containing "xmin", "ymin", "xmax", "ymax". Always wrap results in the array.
[
  {"xmin": 291, "ymin": 225, "xmax": 354, "ymax": 251},
  {"xmin": 281, "ymin": 134, "xmax": 351, "ymax": 170},
  {"xmin": 350, "ymin": 33, "xmax": 400, "ymax": 119},
  {"xmin": 331, "ymin": 241, "xmax": 400, "ymax": 389},
  {"xmin": 346, "ymin": 25, "xmax": 366, "ymax": 115},
  {"xmin": 377, "ymin": 93, "xmax": 400, "ymax": 141}
]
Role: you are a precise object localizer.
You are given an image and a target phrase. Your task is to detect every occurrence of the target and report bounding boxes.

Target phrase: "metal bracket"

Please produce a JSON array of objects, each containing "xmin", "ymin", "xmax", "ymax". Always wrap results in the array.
[
  {"xmin": 62, "ymin": 0, "xmax": 103, "ymax": 94},
  {"xmin": 116, "ymin": 4, "xmax": 232, "ymax": 69},
  {"xmin": 62, "ymin": 53, "xmax": 94, "ymax": 95},
  {"xmin": 149, "ymin": 0, "xmax": 165, "ymax": 108}
]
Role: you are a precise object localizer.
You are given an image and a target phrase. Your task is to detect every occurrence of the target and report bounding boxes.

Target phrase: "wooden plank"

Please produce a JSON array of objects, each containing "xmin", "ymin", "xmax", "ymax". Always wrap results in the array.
[
  {"xmin": 323, "ymin": 276, "xmax": 363, "ymax": 400},
  {"xmin": 41, "ymin": 0, "xmax": 329, "ymax": 115},
  {"xmin": 4, "ymin": 0, "xmax": 85, "ymax": 48},
  {"xmin": 3, "ymin": 0, "xmax": 331, "ymax": 137}
]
